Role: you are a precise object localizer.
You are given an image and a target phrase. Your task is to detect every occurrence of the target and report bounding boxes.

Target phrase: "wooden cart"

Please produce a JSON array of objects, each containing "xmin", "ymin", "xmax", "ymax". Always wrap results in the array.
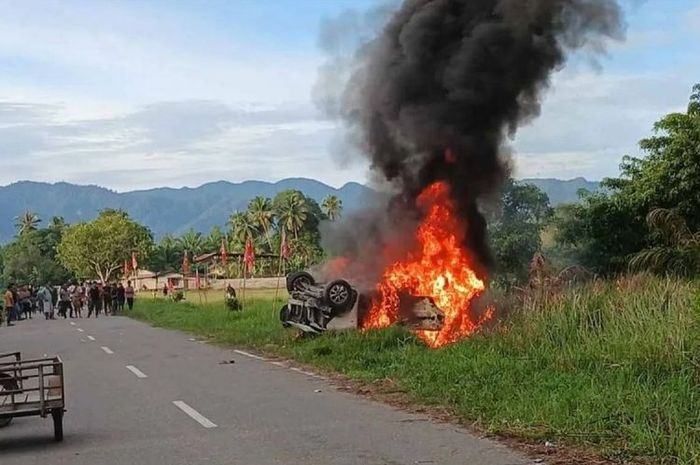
[{"xmin": 0, "ymin": 351, "xmax": 65, "ymax": 440}]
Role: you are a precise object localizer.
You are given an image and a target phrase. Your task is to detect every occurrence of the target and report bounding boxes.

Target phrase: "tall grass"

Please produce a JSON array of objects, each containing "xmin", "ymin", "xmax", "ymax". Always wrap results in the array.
[{"xmin": 129, "ymin": 275, "xmax": 700, "ymax": 464}]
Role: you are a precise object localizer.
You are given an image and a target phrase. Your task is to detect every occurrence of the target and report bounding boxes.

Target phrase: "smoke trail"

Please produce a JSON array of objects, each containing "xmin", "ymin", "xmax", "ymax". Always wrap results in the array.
[{"xmin": 319, "ymin": 0, "xmax": 624, "ymax": 272}]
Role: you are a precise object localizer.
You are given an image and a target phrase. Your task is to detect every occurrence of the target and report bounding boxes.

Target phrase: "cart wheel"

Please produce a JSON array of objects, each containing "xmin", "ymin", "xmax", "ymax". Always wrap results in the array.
[
  {"xmin": 0, "ymin": 374, "xmax": 17, "ymax": 428},
  {"xmin": 52, "ymin": 410, "xmax": 64, "ymax": 441}
]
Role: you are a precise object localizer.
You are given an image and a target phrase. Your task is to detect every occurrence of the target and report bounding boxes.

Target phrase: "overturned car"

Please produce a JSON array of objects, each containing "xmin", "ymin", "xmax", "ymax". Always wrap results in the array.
[{"xmin": 279, "ymin": 271, "xmax": 445, "ymax": 334}]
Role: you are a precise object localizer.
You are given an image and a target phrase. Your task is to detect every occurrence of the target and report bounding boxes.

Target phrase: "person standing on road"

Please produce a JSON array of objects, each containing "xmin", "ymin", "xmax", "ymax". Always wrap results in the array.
[
  {"xmin": 103, "ymin": 283, "xmax": 113, "ymax": 316},
  {"xmin": 3, "ymin": 285, "xmax": 15, "ymax": 326},
  {"xmin": 57, "ymin": 285, "xmax": 71, "ymax": 319},
  {"xmin": 87, "ymin": 282, "xmax": 100, "ymax": 318},
  {"xmin": 37, "ymin": 284, "xmax": 54, "ymax": 320},
  {"xmin": 116, "ymin": 282, "xmax": 125, "ymax": 314},
  {"xmin": 125, "ymin": 280, "xmax": 135, "ymax": 311}
]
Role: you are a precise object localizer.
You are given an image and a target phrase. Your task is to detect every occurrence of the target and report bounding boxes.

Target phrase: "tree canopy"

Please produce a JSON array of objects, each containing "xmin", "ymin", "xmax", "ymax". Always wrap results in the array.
[
  {"xmin": 554, "ymin": 83, "xmax": 700, "ymax": 274},
  {"xmin": 57, "ymin": 210, "xmax": 153, "ymax": 283}
]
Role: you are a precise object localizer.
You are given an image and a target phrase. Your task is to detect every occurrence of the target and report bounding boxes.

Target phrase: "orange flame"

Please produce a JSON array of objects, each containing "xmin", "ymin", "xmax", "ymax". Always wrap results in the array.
[{"xmin": 362, "ymin": 181, "xmax": 494, "ymax": 348}]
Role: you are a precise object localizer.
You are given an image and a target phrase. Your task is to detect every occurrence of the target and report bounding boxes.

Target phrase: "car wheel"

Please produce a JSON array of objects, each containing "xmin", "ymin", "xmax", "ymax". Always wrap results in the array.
[
  {"xmin": 279, "ymin": 305, "xmax": 291, "ymax": 327},
  {"xmin": 324, "ymin": 280, "xmax": 352, "ymax": 309},
  {"xmin": 286, "ymin": 271, "xmax": 314, "ymax": 292}
]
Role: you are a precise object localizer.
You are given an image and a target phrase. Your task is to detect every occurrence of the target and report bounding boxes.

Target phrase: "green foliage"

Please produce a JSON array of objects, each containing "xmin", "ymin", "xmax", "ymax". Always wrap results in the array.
[
  {"xmin": 629, "ymin": 208, "xmax": 700, "ymax": 276},
  {"xmin": 177, "ymin": 229, "xmax": 205, "ymax": 257},
  {"xmin": 58, "ymin": 210, "xmax": 153, "ymax": 282},
  {"xmin": 321, "ymin": 195, "xmax": 343, "ymax": 221},
  {"xmin": 1, "ymin": 229, "xmax": 73, "ymax": 285},
  {"xmin": 555, "ymin": 83, "xmax": 700, "ymax": 274},
  {"xmin": 14, "ymin": 210, "xmax": 41, "ymax": 236},
  {"xmin": 130, "ymin": 275, "xmax": 700, "ymax": 464},
  {"xmin": 147, "ymin": 234, "xmax": 184, "ymax": 273},
  {"xmin": 489, "ymin": 180, "xmax": 552, "ymax": 284},
  {"xmin": 273, "ymin": 190, "xmax": 308, "ymax": 239}
]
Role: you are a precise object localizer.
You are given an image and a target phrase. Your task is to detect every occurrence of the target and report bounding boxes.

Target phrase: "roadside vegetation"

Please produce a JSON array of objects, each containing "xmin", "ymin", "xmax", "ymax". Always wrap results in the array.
[{"xmin": 128, "ymin": 274, "xmax": 699, "ymax": 465}]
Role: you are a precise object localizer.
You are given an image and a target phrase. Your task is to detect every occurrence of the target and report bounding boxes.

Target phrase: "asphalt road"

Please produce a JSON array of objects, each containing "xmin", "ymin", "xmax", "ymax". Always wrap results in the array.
[{"xmin": 0, "ymin": 315, "xmax": 530, "ymax": 465}]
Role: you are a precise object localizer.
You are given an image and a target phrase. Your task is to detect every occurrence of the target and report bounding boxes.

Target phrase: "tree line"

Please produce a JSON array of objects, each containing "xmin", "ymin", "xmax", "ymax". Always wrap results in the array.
[{"xmin": 0, "ymin": 192, "xmax": 343, "ymax": 286}]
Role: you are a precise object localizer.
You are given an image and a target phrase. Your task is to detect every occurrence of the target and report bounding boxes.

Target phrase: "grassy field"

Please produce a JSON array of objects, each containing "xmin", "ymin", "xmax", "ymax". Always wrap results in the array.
[{"xmin": 128, "ymin": 275, "xmax": 700, "ymax": 464}]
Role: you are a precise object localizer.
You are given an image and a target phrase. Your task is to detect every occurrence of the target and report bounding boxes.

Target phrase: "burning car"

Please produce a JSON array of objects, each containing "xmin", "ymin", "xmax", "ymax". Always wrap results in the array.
[{"xmin": 279, "ymin": 271, "xmax": 445, "ymax": 334}]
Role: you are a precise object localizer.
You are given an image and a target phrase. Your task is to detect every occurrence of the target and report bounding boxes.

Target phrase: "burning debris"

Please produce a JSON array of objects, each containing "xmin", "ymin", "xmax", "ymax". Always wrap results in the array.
[{"xmin": 313, "ymin": 0, "xmax": 624, "ymax": 347}]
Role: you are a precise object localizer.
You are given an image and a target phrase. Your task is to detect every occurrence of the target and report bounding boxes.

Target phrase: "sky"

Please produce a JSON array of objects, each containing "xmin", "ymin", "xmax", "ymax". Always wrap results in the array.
[{"xmin": 0, "ymin": 0, "xmax": 698, "ymax": 191}]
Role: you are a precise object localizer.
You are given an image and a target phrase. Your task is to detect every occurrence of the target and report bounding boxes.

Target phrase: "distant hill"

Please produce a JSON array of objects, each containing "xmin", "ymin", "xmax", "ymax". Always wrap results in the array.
[
  {"xmin": 0, "ymin": 177, "xmax": 599, "ymax": 243},
  {"xmin": 520, "ymin": 177, "xmax": 600, "ymax": 205},
  {"xmin": 0, "ymin": 178, "xmax": 373, "ymax": 243}
]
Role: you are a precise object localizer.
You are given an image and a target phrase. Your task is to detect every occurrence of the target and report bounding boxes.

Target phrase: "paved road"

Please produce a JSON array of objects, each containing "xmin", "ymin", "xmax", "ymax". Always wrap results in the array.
[{"xmin": 0, "ymin": 316, "xmax": 529, "ymax": 465}]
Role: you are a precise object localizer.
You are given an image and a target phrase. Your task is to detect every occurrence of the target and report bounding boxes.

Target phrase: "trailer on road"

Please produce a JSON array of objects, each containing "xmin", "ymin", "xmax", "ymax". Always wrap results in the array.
[{"xmin": 0, "ymin": 351, "xmax": 65, "ymax": 440}]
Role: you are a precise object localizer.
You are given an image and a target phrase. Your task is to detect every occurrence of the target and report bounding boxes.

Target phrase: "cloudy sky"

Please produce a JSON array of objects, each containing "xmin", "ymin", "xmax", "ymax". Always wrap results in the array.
[{"xmin": 0, "ymin": 0, "xmax": 698, "ymax": 191}]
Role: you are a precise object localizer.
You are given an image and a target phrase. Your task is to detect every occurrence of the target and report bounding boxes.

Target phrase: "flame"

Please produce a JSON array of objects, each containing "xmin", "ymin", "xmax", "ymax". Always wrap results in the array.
[{"xmin": 362, "ymin": 181, "xmax": 494, "ymax": 348}]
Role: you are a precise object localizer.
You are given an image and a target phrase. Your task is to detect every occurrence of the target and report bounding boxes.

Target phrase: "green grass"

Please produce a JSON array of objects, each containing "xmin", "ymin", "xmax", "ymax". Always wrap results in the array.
[{"xmin": 128, "ymin": 275, "xmax": 700, "ymax": 464}]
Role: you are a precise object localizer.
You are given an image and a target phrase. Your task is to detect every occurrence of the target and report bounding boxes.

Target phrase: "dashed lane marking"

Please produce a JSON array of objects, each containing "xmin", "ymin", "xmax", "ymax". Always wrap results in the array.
[
  {"xmin": 173, "ymin": 401, "xmax": 217, "ymax": 428},
  {"xmin": 126, "ymin": 365, "xmax": 148, "ymax": 378},
  {"xmin": 101, "ymin": 346, "xmax": 114, "ymax": 354}
]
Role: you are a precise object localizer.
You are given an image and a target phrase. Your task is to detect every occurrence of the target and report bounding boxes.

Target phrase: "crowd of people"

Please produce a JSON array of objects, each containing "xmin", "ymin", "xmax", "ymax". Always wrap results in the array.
[{"xmin": 1, "ymin": 280, "xmax": 135, "ymax": 326}]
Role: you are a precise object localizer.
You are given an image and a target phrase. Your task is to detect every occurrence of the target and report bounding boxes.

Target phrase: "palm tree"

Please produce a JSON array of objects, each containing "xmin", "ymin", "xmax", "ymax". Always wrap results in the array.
[
  {"xmin": 15, "ymin": 211, "xmax": 41, "ymax": 235},
  {"xmin": 275, "ymin": 192, "xmax": 308, "ymax": 239},
  {"xmin": 151, "ymin": 234, "xmax": 183, "ymax": 272},
  {"xmin": 228, "ymin": 211, "xmax": 258, "ymax": 246},
  {"xmin": 177, "ymin": 229, "xmax": 205, "ymax": 257},
  {"xmin": 204, "ymin": 226, "xmax": 225, "ymax": 252},
  {"xmin": 321, "ymin": 195, "xmax": 343, "ymax": 221},
  {"xmin": 247, "ymin": 196, "xmax": 275, "ymax": 250},
  {"xmin": 48, "ymin": 216, "xmax": 66, "ymax": 231},
  {"xmin": 629, "ymin": 208, "xmax": 700, "ymax": 276}
]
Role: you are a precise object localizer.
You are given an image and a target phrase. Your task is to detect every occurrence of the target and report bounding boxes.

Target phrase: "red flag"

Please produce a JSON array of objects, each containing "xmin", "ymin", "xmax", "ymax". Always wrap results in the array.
[
  {"xmin": 244, "ymin": 237, "xmax": 255, "ymax": 273},
  {"xmin": 182, "ymin": 251, "xmax": 191, "ymax": 274},
  {"xmin": 280, "ymin": 230, "xmax": 290, "ymax": 260},
  {"xmin": 131, "ymin": 251, "xmax": 138, "ymax": 270},
  {"xmin": 220, "ymin": 238, "xmax": 228, "ymax": 265}
]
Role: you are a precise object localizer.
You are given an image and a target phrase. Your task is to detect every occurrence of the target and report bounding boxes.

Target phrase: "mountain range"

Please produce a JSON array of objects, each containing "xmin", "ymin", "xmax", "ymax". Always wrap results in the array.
[{"xmin": 0, "ymin": 177, "xmax": 599, "ymax": 243}]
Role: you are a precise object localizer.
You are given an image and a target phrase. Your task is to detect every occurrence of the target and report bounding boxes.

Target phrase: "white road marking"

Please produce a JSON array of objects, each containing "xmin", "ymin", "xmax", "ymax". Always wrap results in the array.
[
  {"xmin": 69, "ymin": 322, "xmax": 76, "ymax": 326},
  {"xmin": 76, "ymin": 328, "xmax": 84, "ymax": 332},
  {"xmin": 87, "ymin": 335, "xmax": 96, "ymax": 341},
  {"xmin": 172, "ymin": 401, "xmax": 217, "ymax": 428},
  {"xmin": 101, "ymin": 346, "xmax": 114, "ymax": 354},
  {"xmin": 126, "ymin": 365, "xmax": 148, "ymax": 378},
  {"xmin": 233, "ymin": 349, "xmax": 267, "ymax": 361},
  {"xmin": 233, "ymin": 350, "xmax": 324, "ymax": 379}
]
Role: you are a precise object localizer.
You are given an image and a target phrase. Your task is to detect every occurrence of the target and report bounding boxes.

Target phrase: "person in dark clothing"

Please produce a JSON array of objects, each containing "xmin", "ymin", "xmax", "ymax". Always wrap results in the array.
[
  {"xmin": 103, "ymin": 283, "xmax": 113, "ymax": 316},
  {"xmin": 87, "ymin": 282, "xmax": 101, "ymax": 318},
  {"xmin": 116, "ymin": 283, "xmax": 126, "ymax": 313},
  {"xmin": 163, "ymin": 283, "xmax": 168, "ymax": 297},
  {"xmin": 110, "ymin": 284, "xmax": 119, "ymax": 314},
  {"xmin": 57, "ymin": 285, "xmax": 71, "ymax": 319}
]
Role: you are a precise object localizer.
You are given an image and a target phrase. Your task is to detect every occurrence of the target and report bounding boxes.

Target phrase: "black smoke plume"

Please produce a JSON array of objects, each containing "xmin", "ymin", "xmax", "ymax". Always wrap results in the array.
[{"xmin": 318, "ymin": 0, "xmax": 624, "ymax": 275}]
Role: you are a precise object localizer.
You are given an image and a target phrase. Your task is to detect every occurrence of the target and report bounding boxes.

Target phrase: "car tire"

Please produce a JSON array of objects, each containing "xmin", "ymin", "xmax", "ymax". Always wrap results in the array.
[
  {"xmin": 279, "ymin": 305, "xmax": 291, "ymax": 327},
  {"xmin": 286, "ymin": 271, "xmax": 314, "ymax": 292},
  {"xmin": 324, "ymin": 280, "xmax": 353, "ymax": 309}
]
